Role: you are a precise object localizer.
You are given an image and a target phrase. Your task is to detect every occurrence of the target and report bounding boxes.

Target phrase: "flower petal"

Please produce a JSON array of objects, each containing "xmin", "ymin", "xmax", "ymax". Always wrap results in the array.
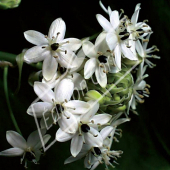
[
  {"xmin": 42, "ymin": 55, "xmax": 58, "ymax": 81},
  {"xmin": 106, "ymin": 32, "xmax": 118, "ymax": 51},
  {"xmin": 24, "ymin": 30, "xmax": 48, "ymax": 46},
  {"xmin": 110, "ymin": 10, "xmax": 120, "ymax": 29},
  {"xmin": 95, "ymin": 66, "xmax": 107, "ymax": 88},
  {"xmin": 84, "ymin": 127, "xmax": 103, "ymax": 147},
  {"xmin": 6, "ymin": 131, "xmax": 27, "ymax": 150},
  {"xmin": 136, "ymin": 40, "xmax": 145, "ymax": 57},
  {"xmin": 131, "ymin": 3, "xmax": 141, "ymax": 25},
  {"xmin": 58, "ymin": 111, "xmax": 78, "ymax": 134},
  {"xmin": 64, "ymin": 100, "xmax": 90, "ymax": 115},
  {"xmin": 27, "ymin": 129, "xmax": 46, "ymax": 149},
  {"xmin": 82, "ymin": 41, "xmax": 97, "ymax": 58},
  {"xmin": 96, "ymin": 14, "xmax": 112, "ymax": 32},
  {"xmin": 100, "ymin": 126, "xmax": 114, "ymax": 140},
  {"xmin": 84, "ymin": 58, "xmax": 97, "ymax": 79},
  {"xmin": 114, "ymin": 45, "xmax": 121, "ymax": 70},
  {"xmin": 94, "ymin": 31, "xmax": 108, "ymax": 52},
  {"xmin": 62, "ymin": 38, "xmax": 81, "ymax": 51},
  {"xmin": 90, "ymin": 114, "xmax": 112, "ymax": 125},
  {"xmin": 24, "ymin": 46, "xmax": 50, "ymax": 64},
  {"xmin": 81, "ymin": 101, "xmax": 99, "ymax": 122},
  {"xmin": 54, "ymin": 78, "xmax": 74, "ymax": 103},
  {"xmin": 27, "ymin": 102, "xmax": 53, "ymax": 118},
  {"xmin": 48, "ymin": 18, "xmax": 66, "ymax": 41},
  {"xmin": 0, "ymin": 148, "xmax": 24, "ymax": 157},
  {"xmin": 56, "ymin": 128, "xmax": 74, "ymax": 142},
  {"xmin": 34, "ymin": 82, "xmax": 55, "ymax": 103},
  {"xmin": 71, "ymin": 73, "xmax": 86, "ymax": 90},
  {"xmin": 121, "ymin": 43, "xmax": 138, "ymax": 60},
  {"xmin": 71, "ymin": 133, "xmax": 83, "ymax": 157}
]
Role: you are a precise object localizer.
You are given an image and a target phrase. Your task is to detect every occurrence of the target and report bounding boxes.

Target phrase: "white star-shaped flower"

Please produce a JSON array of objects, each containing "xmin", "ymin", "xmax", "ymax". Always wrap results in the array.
[
  {"xmin": 0, "ymin": 130, "xmax": 50, "ymax": 168},
  {"xmin": 24, "ymin": 18, "xmax": 81, "ymax": 81}
]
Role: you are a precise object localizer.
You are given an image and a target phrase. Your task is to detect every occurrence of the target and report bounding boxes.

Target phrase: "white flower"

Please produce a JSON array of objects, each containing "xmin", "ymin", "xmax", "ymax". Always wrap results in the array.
[
  {"xmin": 126, "ymin": 3, "xmax": 152, "ymax": 54},
  {"xmin": 128, "ymin": 61, "xmax": 150, "ymax": 111},
  {"xmin": 64, "ymin": 126, "xmax": 122, "ymax": 170},
  {"xmin": 27, "ymin": 79, "xmax": 90, "ymax": 134},
  {"xmin": 24, "ymin": 18, "xmax": 81, "ymax": 81},
  {"xmin": 83, "ymin": 32, "xmax": 119, "ymax": 88},
  {"xmin": 0, "ymin": 130, "xmax": 50, "ymax": 168},
  {"xmin": 96, "ymin": 11, "xmax": 137, "ymax": 70},
  {"xmin": 56, "ymin": 100, "xmax": 112, "ymax": 157},
  {"xmin": 136, "ymin": 33, "xmax": 160, "ymax": 68}
]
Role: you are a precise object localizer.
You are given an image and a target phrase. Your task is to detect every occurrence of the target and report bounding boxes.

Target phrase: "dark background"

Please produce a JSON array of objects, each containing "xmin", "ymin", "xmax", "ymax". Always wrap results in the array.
[{"xmin": 0, "ymin": 0, "xmax": 170, "ymax": 169}]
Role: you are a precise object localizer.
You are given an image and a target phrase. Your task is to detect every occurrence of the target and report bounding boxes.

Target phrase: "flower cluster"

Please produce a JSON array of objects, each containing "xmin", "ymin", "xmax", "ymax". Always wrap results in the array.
[{"xmin": 0, "ymin": 1, "xmax": 160, "ymax": 169}]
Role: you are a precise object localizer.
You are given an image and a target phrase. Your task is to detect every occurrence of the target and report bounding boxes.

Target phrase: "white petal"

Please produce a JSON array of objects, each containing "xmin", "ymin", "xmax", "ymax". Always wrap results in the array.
[
  {"xmin": 54, "ymin": 78, "xmax": 74, "ymax": 103},
  {"xmin": 24, "ymin": 46, "xmax": 50, "ymax": 64},
  {"xmin": 48, "ymin": 18, "xmax": 66, "ymax": 41},
  {"xmin": 6, "ymin": 131, "xmax": 27, "ymax": 150},
  {"xmin": 71, "ymin": 73, "xmax": 86, "ymax": 90},
  {"xmin": 58, "ymin": 111, "xmax": 78, "ymax": 134},
  {"xmin": 84, "ymin": 127, "xmax": 103, "ymax": 147},
  {"xmin": 0, "ymin": 148, "xmax": 24, "ymax": 157},
  {"xmin": 84, "ymin": 58, "xmax": 97, "ymax": 79},
  {"xmin": 34, "ymin": 82, "xmax": 55, "ymax": 103},
  {"xmin": 57, "ymin": 49, "xmax": 77, "ymax": 68},
  {"xmin": 27, "ymin": 102, "xmax": 53, "ymax": 118},
  {"xmin": 71, "ymin": 133, "xmax": 83, "ymax": 157},
  {"xmin": 95, "ymin": 66, "xmax": 107, "ymax": 88},
  {"xmin": 114, "ymin": 45, "xmax": 121, "ymax": 70},
  {"xmin": 24, "ymin": 30, "xmax": 48, "ymax": 46},
  {"xmin": 136, "ymin": 40, "xmax": 145, "ymax": 57},
  {"xmin": 106, "ymin": 32, "xmax": 118, "ymax": 51},
  {"xmin": 42, "ymin": 55, "xmax": 58, "ymax": 81},
  {"xmin": 131, "ymin": 4, "xmax": 141, "ymax": 25},
  {"xmin": 81, "ymin": 101, "xmax": 99, "ymax": 122},
  {"xmin": 34, "ymin": 134, "xmax": 51, "ymax": 150},
  {"xmin": 96, "ymin": 14, "xmax": 112, "ymax": 32},
  {"xmin": 112, "ymin": 118, "xmax": 130, "ymax": 127},
  {"xmin": 62, "ymin": 38, "xmax": 81, "ymax": 51},
  {"xmin": 100, "ymin": 126, "xmax": 114, "ymax": 140},
  {"xmin": 91, "ymin": 161, "xmax": 100, "ymax": 170},
  {"xmin": 90, "ymin": 114, "xmax": 112, "ymax": 125},
  {"xmin": 82, "ymin": 41, "xmax": 97, "ymax": 58},
  {"xmin": 27, "ymin": 129, "xmax": 46, "ymax": 149},
  {"xmin": 64, "ymin": 100, "xmax": 90, "ymax": 114},
  {"xmin": 56, "ymin": 128, "xmax": 74, "ymax": 142},
  {"xmin": 95, "ymin": 31, "xmax": 108, "ymax": 52},
  {"xmin": 110, "ymin": 10, "xmax": 120, "ymax": 29},
  {"xmin": 121, "ymin": 43, "xmax": 138, "ymax": 60}
]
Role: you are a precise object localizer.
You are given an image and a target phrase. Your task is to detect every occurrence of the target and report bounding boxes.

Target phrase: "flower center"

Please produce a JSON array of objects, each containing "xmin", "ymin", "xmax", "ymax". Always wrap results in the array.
[
  {"xmin": 136, "ymin": 28, "xmax": 144, "ymax": 36},
  {"xmin": 98, "ymin": 55, "xmax": 107, "ymax": 63},
  {"xmin": 94, "ymin": 147, "xmax": 101, "ymax": 155},
  {"xmin": 51, "ymin": 43, "xmax": 59, "ymax": 51},
  {"xmin": 81, "ymin": 124, "xmax": 90, "ymax": 133},
  {"xmin": 60, "ymin": 67, "xmax": 67, "ymax": 74},
  {"xmin": 56, "ymin": 104, "xmax": 64, "ymax": 114},
  {"xmin": 137, "ymin": 90, "xmax": 143, "ymax": 95},
  {"xmin": 25, "ymin": 151, "xmax": 35, "ymax": 162},
  {"xmin": 119, "ymin": 32, "xmax": 130, "ymax": 40}
]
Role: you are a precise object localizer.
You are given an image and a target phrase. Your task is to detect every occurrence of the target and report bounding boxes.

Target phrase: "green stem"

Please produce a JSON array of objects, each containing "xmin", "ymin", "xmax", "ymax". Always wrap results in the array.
[
  {"xmin": 0, "ymin": 51, "xmax": 42, "ymax": 69},
  {"xmin": 89, "ymin": 32, "xmax": 100, "ymax": 41},
  {"xmin": 3, "ymin": 67, "xmax": 22, "ymax": 135}
]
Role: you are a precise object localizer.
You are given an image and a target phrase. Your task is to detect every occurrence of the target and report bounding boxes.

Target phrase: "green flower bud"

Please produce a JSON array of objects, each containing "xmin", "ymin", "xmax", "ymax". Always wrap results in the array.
[{"xmin": 0, "ymin": 0, "xmax": 21, "ymax": 9}]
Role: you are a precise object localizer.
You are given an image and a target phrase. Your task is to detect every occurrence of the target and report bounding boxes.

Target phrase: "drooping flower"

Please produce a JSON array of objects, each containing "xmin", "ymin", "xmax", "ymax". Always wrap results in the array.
[
  {"xmin": 96, "ymin": 10, "xmax": 138, "ymax": 70},
  {"xmin": 0, "ymin": 130, "xmax": 51, "ymax": 168},
  {"xmin": 24, "ymin": 18, "xmax": 82, "ymax": 81},
  {"xmin": 128, "ymin": 61, "xmax": 150, "ymax": 112},
  {"xmin": 83, "ymin": 31, "xmax": 119, "ymax": 87}
]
